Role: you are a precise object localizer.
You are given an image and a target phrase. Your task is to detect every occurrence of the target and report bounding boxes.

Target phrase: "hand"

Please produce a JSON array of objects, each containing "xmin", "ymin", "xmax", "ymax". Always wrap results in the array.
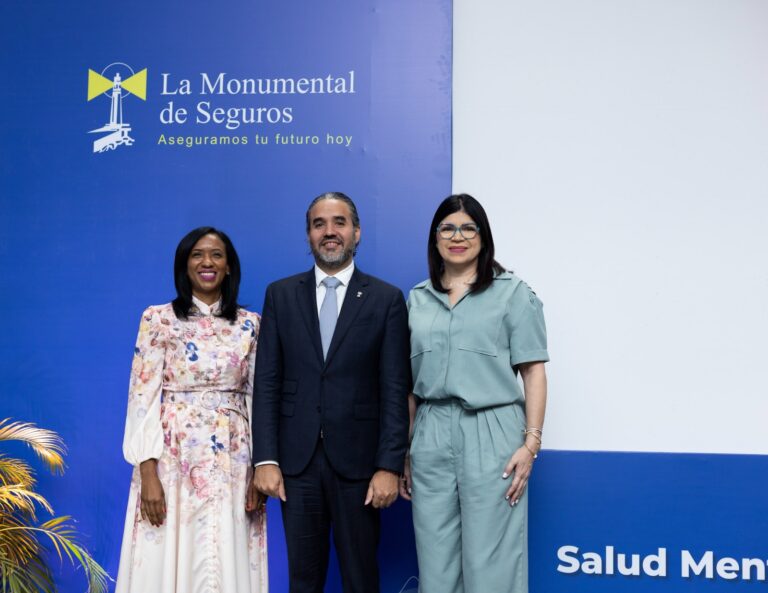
[
  {"xmin": 252, "ymin": 464, "xmax": 286, "ymax": 502},
  {"xmin": 139, "ymin": 459, "xmax": 166, "ymax": 527},
  {"xmin": 399, "ymin": 454, "xmax": 412, "ymax": 501},
  {"xmin": 245, "ymin": 475, "xmax": 267, "ymax": 513},
  {"xmin": 365, "ymin": 469, "xmax": 400, "ymax": 508},
  {"xmin": 501, "ymin": 445, "xmax": 536, "ymax": 506}
]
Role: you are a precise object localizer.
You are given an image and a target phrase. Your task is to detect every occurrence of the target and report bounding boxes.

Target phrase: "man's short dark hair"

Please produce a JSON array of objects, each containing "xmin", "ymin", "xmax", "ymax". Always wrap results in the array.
[{"xmin": 305, "ymin": 192, "xmax": 360, "ymax": 232}]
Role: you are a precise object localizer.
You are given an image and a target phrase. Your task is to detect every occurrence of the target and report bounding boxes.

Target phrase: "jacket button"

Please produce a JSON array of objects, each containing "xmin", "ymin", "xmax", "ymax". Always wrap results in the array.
[{"xmin": 316, "ymin": 406, "xmax": 321, "ymax": 413}]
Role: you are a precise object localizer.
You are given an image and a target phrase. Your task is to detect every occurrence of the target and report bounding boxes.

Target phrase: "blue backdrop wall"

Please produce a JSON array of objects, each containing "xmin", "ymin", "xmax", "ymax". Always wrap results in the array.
[{"xmin": 0, "ymin": 1, "xmax": 451, "ymax": 591}]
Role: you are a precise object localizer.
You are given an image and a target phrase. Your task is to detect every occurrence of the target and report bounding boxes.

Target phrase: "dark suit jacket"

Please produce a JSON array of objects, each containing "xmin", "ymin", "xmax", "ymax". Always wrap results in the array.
[{"xmin": 251, "ymin": 267, "xmax": 410, "ymax": 480}]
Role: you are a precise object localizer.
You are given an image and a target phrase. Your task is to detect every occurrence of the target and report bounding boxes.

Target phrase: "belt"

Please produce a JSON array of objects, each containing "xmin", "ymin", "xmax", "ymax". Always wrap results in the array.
[{"xmin": 163, "ymin": 390, "xmax": 247, "ymax": 418}]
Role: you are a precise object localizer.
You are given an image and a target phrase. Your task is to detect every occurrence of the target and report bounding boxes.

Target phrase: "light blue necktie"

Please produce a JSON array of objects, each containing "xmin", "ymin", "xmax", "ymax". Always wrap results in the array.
[{"xmin": 319, "ymin": 276, "xmax": 342, "ymax": 359}]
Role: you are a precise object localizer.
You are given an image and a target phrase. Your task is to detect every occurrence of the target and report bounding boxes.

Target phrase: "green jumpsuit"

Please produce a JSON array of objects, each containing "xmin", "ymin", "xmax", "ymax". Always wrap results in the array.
[{"xmin": 407, "ymin": 272, "xmax": 549, "ymax": 593}]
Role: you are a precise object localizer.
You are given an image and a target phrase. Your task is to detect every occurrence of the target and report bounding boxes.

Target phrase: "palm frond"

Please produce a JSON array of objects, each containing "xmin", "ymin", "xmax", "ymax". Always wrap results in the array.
[
  {"xmin": 0, "ymin": 420, "xmax": 65, "ymax": 475},
  {"xmin": 1, "ymin": 517, "xmax": 111, "ymax": 593},
  {"xmin": 0, "ymin": 514, "xmax": 40, "ymax": 566},
  {"xmin": 0, "ymin": 420, "xmax": 110, "ymax": 592},
  {"xmin": 0, "ymin": 552, "xmax": 54, "ymax": 593},
  {"xmin": 0, "ymin": 485, "xmax": 53, "ymax": 517},
  {"xmin": 25, "ymin": 552, "xmax": 55, "ymax": 592},
  {"xmin": 0, "ymin": 457, "xmax": 34, "ymax": 489}
]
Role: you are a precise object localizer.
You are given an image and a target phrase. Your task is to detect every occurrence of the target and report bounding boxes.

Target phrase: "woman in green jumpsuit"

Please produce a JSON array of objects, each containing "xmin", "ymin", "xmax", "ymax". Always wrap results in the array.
[{"xmin": 401, "ymin": 194, "xmax": 549, "ymax": 593}]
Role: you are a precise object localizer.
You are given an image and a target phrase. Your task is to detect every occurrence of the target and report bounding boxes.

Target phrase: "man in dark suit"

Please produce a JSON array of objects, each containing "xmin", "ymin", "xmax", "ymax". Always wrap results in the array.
[{"xmin": 247, "ymin": 192, "xmax": 410, "ymax": 593}]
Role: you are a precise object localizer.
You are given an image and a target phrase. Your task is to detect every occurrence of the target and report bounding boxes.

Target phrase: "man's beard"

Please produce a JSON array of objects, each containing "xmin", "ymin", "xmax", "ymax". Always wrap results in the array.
[{"xmin": 312, "ymin": 240, "xmax": 355, "ymax": 270}]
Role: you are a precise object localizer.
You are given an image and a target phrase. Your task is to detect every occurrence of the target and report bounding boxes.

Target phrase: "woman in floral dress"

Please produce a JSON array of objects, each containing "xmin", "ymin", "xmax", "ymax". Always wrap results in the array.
[{"xmin": 115, "ymin": 227, "xmax": 268, "ymax": 593}]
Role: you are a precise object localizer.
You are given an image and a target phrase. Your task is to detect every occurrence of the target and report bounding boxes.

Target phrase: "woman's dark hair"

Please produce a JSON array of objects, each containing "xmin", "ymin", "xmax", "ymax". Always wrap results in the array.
[
  {"xmin": 428, "ymin": 194, "xmax": 505, "ymax": 294},
  {"xmin": 172, "ymin": 226, "xmax": 241, "ymax": 322}
]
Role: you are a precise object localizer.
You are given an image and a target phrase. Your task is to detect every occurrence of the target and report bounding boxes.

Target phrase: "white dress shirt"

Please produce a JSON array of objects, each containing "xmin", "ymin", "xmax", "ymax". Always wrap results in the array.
[{"xmin": 314, "ymin": 260, "xmax": 355, "ymax": 314}]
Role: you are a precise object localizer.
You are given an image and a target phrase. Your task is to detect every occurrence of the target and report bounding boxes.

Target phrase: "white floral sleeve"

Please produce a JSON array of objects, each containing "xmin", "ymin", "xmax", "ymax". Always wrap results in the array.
[
  {"xmin": 242, "ymin": 312, "xmax": 260, "ymax": 440},
  {"xmin": 122, "ymin": 306, "xmax": 166, "ymax": 465}
]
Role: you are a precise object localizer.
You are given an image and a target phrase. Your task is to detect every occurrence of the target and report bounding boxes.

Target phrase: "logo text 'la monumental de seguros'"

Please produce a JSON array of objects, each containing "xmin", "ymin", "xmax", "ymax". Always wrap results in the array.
[{"xmin": 87, "ymin": 63, "xmax": 147, "ymax": 153}]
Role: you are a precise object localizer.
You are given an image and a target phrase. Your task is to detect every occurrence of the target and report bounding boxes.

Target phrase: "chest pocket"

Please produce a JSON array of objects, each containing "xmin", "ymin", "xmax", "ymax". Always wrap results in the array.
[
  {"xmin": 408, "ymin": 304, "xmax": 438, "ymax": 358},
  {"xmin": 457, "ymin": 312, "xmax": 503, "ymax": 357}
]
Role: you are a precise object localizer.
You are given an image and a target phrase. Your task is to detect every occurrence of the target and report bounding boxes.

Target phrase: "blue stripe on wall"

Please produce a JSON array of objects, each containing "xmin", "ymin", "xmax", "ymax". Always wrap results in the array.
[{"xmin": 531, "ymin": 450, "xmax": 768, "ymax": 592}]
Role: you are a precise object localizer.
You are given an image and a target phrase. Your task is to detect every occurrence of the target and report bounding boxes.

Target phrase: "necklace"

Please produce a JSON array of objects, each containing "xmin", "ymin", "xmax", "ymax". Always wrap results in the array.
[{"xmin": 443, "ymin": 273, "xmax": 476, "ymax": 290}]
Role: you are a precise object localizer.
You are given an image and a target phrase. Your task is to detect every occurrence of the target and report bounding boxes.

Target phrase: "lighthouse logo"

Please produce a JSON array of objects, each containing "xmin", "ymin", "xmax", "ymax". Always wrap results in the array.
[{"xmin": 87, "ymin": 63, "xmax": 147, "ymax": 153}]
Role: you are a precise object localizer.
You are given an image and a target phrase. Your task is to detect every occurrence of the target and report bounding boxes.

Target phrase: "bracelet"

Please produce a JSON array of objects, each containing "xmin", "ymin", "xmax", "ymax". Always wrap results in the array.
[
  {"xmin": 524, "ymin": 429, "xmax": 542, "ymax": 441},
  {"xmin": 523, "ymin": 443, "xmax": 538, "ymax": 459},
  {"xmin": 525, "ymin": 433, "xmax": 542, "ymax": 445}
]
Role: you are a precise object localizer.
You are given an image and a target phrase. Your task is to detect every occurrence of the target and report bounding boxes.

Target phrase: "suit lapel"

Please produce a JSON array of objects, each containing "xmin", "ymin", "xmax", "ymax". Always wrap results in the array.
[
  {"xmin": 324, "ymin": 268, "xmax": 369, "ymax": 367},
  {"xmin": 296, "ymin": 268, "xmax": 324, "ymax": 364}
]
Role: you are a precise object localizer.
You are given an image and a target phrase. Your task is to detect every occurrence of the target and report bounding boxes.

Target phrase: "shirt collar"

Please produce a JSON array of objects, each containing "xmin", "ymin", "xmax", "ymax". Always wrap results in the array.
[
  {"xmin": 315, "ymin": 260, "xmax": 355, "ymax": 288},
  {"xmin": 414, "ymin": 270, "xmax": 515, "ymax": 292},
  {"xmin": 191, "ymin": 295, "xmax": 222, "ymax": 316}
]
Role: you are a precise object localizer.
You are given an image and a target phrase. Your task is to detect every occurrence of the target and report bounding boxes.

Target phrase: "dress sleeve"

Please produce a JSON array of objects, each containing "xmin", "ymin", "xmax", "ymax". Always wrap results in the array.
[
  {"xmin": 243, "ymin": 312, "xmax": 260, "ymax": 435},
  {"xmin": 122, "ymin": 306, "xmax": 166, "ymax": 466},
  {"xmin": 507, "ymin": 285, "xmax": 550, "ymax": 366}
]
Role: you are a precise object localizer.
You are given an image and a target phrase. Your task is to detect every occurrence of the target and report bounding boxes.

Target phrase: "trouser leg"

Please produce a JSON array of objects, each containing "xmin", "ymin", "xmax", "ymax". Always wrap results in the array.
[
  {"xmin": 281, "ymin": 443, "xmax": 330, "ymax": 593},
  {"xmin": 458, "ymin": 404, "xmax": 528, "ymax": 593},
  {"xmin": 323, "ymin": 446, "xmax": 380, "ymax": 593},
  {"xmin": 409, "ymin": 402, "xmax": 463, "ymax": 593}
]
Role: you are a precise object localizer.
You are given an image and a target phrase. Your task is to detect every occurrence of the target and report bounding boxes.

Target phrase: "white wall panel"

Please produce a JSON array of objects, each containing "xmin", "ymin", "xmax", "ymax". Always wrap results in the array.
[{"xmin": 454, "ymin": 0, "xmax": 768, "ymax": 453}]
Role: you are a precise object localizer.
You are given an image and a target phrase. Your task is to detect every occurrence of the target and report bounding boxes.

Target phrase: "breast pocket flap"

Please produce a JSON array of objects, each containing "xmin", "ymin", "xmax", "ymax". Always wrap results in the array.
[{"xmin": 457, "ymin": 343, "xmax": 498, "ymax": 357}]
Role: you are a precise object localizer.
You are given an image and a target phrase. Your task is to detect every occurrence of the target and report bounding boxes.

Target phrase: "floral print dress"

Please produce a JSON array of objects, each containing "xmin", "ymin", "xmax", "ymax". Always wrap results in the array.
[{"xmin": 115, "ymin": 298, "xmax": 267, "ymax": 593}]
